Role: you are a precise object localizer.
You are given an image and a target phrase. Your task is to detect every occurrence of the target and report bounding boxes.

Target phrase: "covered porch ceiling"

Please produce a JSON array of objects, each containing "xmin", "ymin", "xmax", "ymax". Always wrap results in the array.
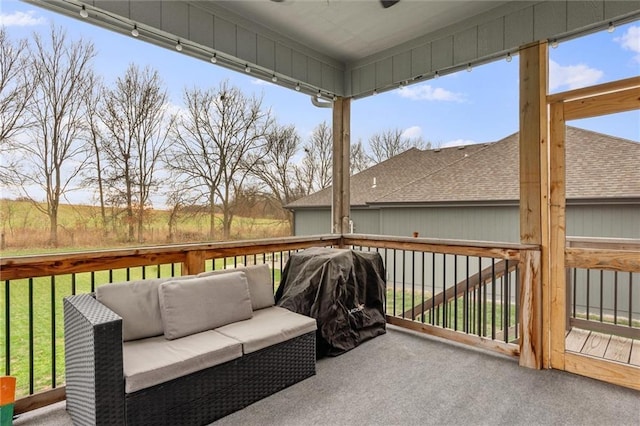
[{"xmin": 26, "ymin": 1, "xmax": 640, "ymax": 99}]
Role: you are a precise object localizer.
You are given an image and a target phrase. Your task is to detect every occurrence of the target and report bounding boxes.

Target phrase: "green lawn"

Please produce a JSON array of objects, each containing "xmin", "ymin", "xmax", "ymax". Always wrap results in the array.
[{"xmin": 0, "ymin": 259, "xmax": 283, "ymax": 398}]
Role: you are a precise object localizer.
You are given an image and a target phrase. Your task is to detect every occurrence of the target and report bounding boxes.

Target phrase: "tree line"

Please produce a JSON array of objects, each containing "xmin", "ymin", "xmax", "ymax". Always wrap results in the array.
[{"xmin": 0, "ymin": 26, "xmax": 427, "ymax": 246}]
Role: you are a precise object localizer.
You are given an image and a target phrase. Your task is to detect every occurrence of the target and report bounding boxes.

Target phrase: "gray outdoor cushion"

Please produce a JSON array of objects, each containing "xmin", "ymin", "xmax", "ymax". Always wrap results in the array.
[
  {"xmin": 122, "ymin": 330, "xmax": 242, "ymax": 393},
  {"xmin": 96, "ymin": 278, "xmax": 169, "ymax": 341},
  {"xmin": 198, "ymin": 263, "xmax": 275, "ymax": 310},
  {"xmin": 158, "ymin": 272, "xmax": 253, "ymax": 340},
  {"xmin": 216, "ymin": 306, "xmax": 317, "ymax": 354}
]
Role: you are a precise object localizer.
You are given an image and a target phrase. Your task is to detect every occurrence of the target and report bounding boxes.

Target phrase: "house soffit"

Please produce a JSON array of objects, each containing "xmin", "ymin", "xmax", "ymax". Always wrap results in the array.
[{"xmin": 26, "ymin": 1, "xmax": 640, "ymax": 98}]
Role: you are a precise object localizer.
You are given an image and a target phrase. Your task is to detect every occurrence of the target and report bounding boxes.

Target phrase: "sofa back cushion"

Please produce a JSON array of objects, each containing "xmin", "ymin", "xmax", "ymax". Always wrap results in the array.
[
  {"xmin": 198, "ymin": 264, "xmax": 274, "ymax": 310},
  {"xmin": 158, "ymin": 272, "xmax": 253, "ymax": 340},
  {"xmin": 96, "ymin": 278, "xmax": 169, "ymax": 341}
]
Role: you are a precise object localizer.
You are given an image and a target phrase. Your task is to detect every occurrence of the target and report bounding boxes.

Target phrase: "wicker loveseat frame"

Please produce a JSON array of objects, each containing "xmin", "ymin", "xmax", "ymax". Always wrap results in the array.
[{"xmin": 64, "ymin": 294, "xmax": 316, "ymax": 425}]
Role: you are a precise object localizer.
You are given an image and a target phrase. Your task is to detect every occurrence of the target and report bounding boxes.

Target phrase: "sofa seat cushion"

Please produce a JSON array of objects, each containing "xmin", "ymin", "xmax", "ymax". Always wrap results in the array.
[
  {"xmin": 123, "ymin": 330, "xmax": 242, "ymax": 393},
  {"xmin": 159, "ymin": 272, "xmax": 253, "ymax": 340},
  {"xmin": 198, "ymin": 264, "xmax": 275, "ymax": 310},
  {"xmin": 216, "ymin": 306, "xmax": 317, "ymax": 354}
]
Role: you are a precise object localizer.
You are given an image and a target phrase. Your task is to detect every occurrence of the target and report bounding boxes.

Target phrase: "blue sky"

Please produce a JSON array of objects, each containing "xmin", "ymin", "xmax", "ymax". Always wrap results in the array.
[{"xmin": 1, "ymin": 0, "xmax": 639, "ymax": 149}]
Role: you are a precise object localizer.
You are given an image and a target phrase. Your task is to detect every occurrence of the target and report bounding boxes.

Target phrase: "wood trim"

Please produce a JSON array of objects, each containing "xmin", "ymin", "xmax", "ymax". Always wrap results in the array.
[
  {"xmin": 563, "ymin": 86, "xmax": 640, "ymax": 120},
  {"xmin": 565, "ymin": 248, "xmax": 640, "ymax": 273},
  {"xmin": 386, "ymin": 316, "xmax": 520, "ymax": 358},
  {"xmin": 14, "ymin": 387, "xmax": 65, "ymax": 414},
  {"xmin": 564, "ymin": 352, "xmax": 640, "ymax": 391},
  {"xmin": 519, "ymin": 250, "xmax": 542, "ymax": 369},
  {"xmin": 546, "ymin": 76, "xmax": 640, "ymax": 104},
  {"xmin": 549, "ymin": 101, "xmax": 567, "ymax": 370}
]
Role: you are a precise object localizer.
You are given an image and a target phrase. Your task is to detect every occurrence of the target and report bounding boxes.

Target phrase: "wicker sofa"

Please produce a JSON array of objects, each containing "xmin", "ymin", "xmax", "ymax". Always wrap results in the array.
[{"xmin": 63, "ymin": 264, "xmax": 317, "ymax": 425}]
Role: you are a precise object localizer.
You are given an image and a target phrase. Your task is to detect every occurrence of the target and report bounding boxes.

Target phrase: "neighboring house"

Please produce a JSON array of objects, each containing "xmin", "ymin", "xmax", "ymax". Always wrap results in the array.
[{"xmin": 286, "ymin": 127, "xmax": 640, "ymax": 242}]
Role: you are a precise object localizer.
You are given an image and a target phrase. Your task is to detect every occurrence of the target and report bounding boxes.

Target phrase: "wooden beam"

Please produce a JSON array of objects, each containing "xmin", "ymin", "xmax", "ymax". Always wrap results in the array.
[
  {"xmin": 332, "ymin": 97, "xmax": 351, "ymax": 237},
  {"xmin": 549, "ymin": 101, "xmax": 567, "ymax": 370},
  {"xmin": 519, "ymin": 41, "xmax": 548, "ymax": 369},
  {"xmin": 563, "ymin": 86, "xmax": 640, "ymax": 120},
  {"xmin": 546, "ymin": 75, "xmax": 640, "ymax": 104}
]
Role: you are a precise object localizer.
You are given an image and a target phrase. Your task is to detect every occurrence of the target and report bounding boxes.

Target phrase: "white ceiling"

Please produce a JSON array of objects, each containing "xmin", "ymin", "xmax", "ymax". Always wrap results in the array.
[{"xmin": 209, "ymin": 0, "xmax": 509, "ymax": 63}]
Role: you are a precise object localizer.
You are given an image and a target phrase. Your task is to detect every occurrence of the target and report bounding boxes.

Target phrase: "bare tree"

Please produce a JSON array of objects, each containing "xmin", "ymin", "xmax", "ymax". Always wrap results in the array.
[
  {"xmin": 99, "ymin": 64, "xmax": 173, "ymax": 243},
  {"xmin": 81, "ymin": 74, "xmax": 109, "ymax": 236},
  {"xmin": 368, "ymin": 128, "xmax": 427, "ymax": 163},
  {"xmin": 10, "ymin": 26, "xmax": 95, "ymax": 246},
  {"xmin": 350, "ymin": 139, "xmax": 371, "ymax": 175},
  {"xmin": 0, "ymin": 28, "xmax": 35, "ymax": 184},
  {"xmin": 297, "ymin": 121, "xmax": 333, "ymax": 193},
  {"xmin": 249, "ymin": 123, "xmax": 302, "ymax": 234},
  {"xmin": 168, "ymin": 81, "xmax": 272, "ymax": 240}
]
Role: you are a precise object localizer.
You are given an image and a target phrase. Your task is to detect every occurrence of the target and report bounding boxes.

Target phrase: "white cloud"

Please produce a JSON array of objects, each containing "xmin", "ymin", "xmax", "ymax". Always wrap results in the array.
[
  {"xmin": 250, "ymin": 78, "xmax": 271, "ymax": 86},
  {"xmin": 401, "ymin": 126, "xmax": 422, "ymax": 140},
  {"xmin": 397, "ymin": 84, "xmax": 465, "ymax": 102},
  {"xmin": 615, "ymin": 25, "xmax": 640, "ymax": 62},
  {"xmin": 440, "ymin": 139, "xmax": 478, "ymax": 148},
  {"xmin": 549, "ymin": 59, "xmax": 604, "ymax": 91},
  {"xmin": 0, "ymin": 11, "xmax": 46, "ymax": 27}
]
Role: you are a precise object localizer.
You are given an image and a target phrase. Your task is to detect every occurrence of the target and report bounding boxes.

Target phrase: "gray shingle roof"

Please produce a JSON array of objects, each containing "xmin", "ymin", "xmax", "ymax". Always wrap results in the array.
[{"xmin": 286, "ymin": 127, "xmax": 640, "ymax": 209}]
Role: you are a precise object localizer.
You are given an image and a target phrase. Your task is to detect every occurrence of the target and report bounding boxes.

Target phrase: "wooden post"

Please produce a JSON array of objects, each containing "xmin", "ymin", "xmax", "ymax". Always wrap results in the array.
[
  {"xmin": 182, "ymin": 250, "xmax": 206, "ymax": 276},
  {"xmin": 549, "ymin": 101, "xmax": 567, "ymax": 370},
  {"xmin": 332, "ymin": 97, "xmax": 351, "ymax": 238},
  {"xmin": 518, "ymin": 41, "xmax": 548, "ymax": 369},
  {"xmin": 519, "ymin": 249, "xmax": 542, "ymax": 368}
]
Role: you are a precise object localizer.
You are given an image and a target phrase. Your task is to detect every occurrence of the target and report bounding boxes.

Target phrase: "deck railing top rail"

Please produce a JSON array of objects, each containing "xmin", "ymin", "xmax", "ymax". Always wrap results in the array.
[
  {"xmin": 0, "ymin": 234, "xmax": 340, "ymax": 281},
  {"xmin": 344, "ymin": 234, "xmax": 539, "ymax": 260}
]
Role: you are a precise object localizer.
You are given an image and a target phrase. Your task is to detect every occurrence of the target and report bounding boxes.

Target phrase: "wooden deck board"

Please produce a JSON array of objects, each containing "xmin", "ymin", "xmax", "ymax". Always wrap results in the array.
[
  {"xmin": 581, "ymin": 331, "xmax": 610, "ymax": 358},
  {"xmin": 603, "ymin": 335, "xmax": 632, "ymax": 363},
  {"xmin": 630, "ymin": 340, "xmax": 640, "ymax": 367},
  {"xmin": 565, "ymin": 328, "xmax": 590, "ymax": 353}
]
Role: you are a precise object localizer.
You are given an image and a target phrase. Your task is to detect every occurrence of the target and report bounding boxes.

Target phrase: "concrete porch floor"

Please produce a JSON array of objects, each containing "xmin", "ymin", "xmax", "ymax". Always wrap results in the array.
[{"xmin": 13, "ymin": 325, "xmax": 640, "ymax": 425}]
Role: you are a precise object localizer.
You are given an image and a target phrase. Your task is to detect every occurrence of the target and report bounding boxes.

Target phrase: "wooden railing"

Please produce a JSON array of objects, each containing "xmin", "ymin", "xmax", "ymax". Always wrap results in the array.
[
  {"xmin": 343, "ymin": 235, "xmax": 541, "ymax": 366},
  {"xmin": 1, "ymin": 234, "xmax": 540, "ymax": 413},
  {"xmin": 565, "ymin": 237, "xmax": 640, "ymax": 339}
]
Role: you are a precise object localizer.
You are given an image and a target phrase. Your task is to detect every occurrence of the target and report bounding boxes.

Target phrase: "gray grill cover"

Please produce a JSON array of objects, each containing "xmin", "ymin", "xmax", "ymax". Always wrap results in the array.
[{"xmin": 275, "ymin": 247, "xmax": 386, "ymax": 356}]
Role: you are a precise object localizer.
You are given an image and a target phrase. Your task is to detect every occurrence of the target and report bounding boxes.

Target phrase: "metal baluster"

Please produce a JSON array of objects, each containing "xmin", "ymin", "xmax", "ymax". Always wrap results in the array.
[
  {"xmin": 411, "ymin": 250, "xmax": 415, "ymax": 321},
  {"xmin": 454, "ymin": 255, "xmax": 458, "ymax": 331},
  {"xmin": 586, "ymin": 269, "xmax": 591, "ymax": 321},
  {"xmin": 421, "ymin": 252, "xmax": 426, "ymax": 324},
  {"xmin": 4, "ymin": 280, "xmax": 10, "ymax": 375},
  {"xmin": 491, "ymin": 258, "xmax": 496, "ymax": 340},
  {"xmin": 599, "ymin": 270, "xmax": 604, "ymax": 322},
  {"xmin": 614, "ymin": 271, "xmax": 618, "ymax": 325},
  {"xmin": 51, "ymin": 276, "xmax": 56, "ymax": 388},
  {"xmin": 28, "ymin": 278, "xmax": 34, "ymax": 394}
]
